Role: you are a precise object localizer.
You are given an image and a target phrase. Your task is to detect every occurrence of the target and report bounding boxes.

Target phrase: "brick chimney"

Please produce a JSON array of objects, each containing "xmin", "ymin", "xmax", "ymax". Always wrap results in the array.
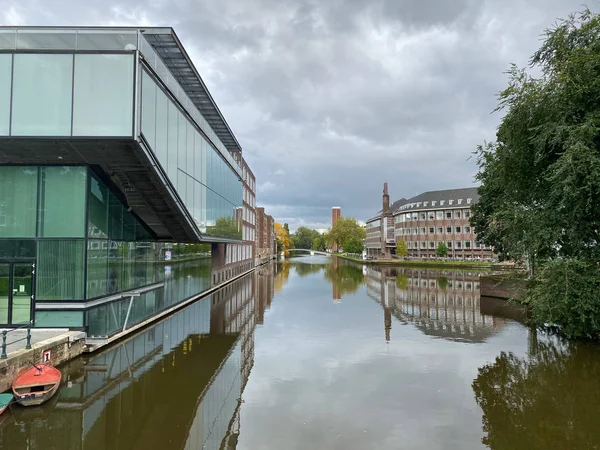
[{"xmin": 382, "ymin": 182, "xmax": 390, "ymax": 214}]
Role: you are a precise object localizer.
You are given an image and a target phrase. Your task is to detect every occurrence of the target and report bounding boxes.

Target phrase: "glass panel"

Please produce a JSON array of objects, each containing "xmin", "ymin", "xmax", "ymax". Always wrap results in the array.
[
  {"xmin": 35, "ymin": 311, "xmax": 83, "ymax": 328},
  {"xmin": 73, "ymin": 54, "xmax": 134, "ymax": 136},
  {"xmin": 12, "ymin": 54, "xmax": 73, "ymax": 136},
  {"xmin": 141, "ymin": 71, "xmax": 156, "ymax": 148},
  {"xmin": 0, "ymin": 264, "xmax": 8, "ymax": 324},
  {"xmin": 87, "ymin": 240, "xmax": 108, "ymax": 299},
  {"xmin": 0, "ymin": 166, "xmax": 38, "ymax": 237},
  {"xmin": 11, "ymin": 263, "xmax": 32, "ymax": 324},
  {"xmin": 167, "ymin": 102, "xmax": 179, "ymax": 183},
  {"xmin": 76, "ymin": 30, "xmax": 137, "ymax": 51},
  {"xmin": 16, "ymin": 29, "xmax": 76, "ymax": 50},
  {"xmin": 0, "ymin": 239, "xmax": 36, "ymax": 259},
  {"xmin": 155, "ymin": 87, "xmax": 169, "ymax": 167},
  {"xmin": 108, "ymin": 191, "xmax": 124, "ymax": 241},
  {"xmin": 0, "ymin": 54, "xmax": 11, "ymax": 135},
  {"xmin": 39, "ymin": 166, "xmax": 87, "ymax": 237},
  {"xmin": 37, "ymin": 240, "xmax": 85, "ymax": 300},
  {"xmin": 108, "ymin": 241, "xmax": 123, "ymax": 294},
  {"xmin": 88, "ymin": 174, "xmax": 109, "ymax": 238},
  {"xmin": 123, "ymin": 210, "xmax": 136, "ymax": 241}
]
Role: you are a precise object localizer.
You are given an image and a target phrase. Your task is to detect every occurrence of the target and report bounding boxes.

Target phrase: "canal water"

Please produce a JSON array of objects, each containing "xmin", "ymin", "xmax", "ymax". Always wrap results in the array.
[{"xmin": 1, "ymin": 255, "xmax": 600, "ymax": 449}]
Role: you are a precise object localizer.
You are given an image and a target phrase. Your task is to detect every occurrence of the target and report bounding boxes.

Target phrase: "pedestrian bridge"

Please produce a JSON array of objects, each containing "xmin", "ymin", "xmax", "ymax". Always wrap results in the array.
[{"xmin": 288, "ymin": 249, "xmax": 330, "ymax": 257}]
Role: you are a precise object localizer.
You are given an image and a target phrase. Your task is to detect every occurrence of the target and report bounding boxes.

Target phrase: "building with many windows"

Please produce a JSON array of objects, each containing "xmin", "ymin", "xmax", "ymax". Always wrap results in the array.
[
  {"xmin": 0, "ymin": 27, "xmax": 255, "ymax": 330},
  {"xmin": 365, "ymin": 184, "xmax": 494, "ymax": 259},
  {"xmin": 255, "ymin": 207, "xmax": 276, "ymax": 264}
]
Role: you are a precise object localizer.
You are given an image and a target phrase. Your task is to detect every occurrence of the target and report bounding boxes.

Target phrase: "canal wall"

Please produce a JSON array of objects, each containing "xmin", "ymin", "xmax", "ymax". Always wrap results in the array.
[
  {"xmin": 479, "ymin": 274, "xmax": 528, "ymax": 301},
  {"xmin": 336, "ymin": 254, "xmax": 494, "ymax": 270},
  {"xmin": 0, "ymin": 331, "xmax": 86, "ymax": 393}
]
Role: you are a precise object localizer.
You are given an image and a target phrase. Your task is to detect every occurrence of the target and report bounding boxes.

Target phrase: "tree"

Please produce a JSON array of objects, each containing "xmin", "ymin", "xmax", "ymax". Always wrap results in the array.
[
  {"xmin": 274, "ymin": 222, "xmax": 293, "ymax": 255},
  {"xmin": 312, "ymin": 235, "xmax": 327, "ymax": 252},
  {"xmin": 396, "ymin": 239, "xmax": 408, "ymax": 258},
  {"xmin": 328, "ymin": 217, "xmax": 366, "ymax": 251},
  {"xmin": 283, "ymin": 223, "xmax": 290, "ymax": 234},
  {"xmin": 344, "ymin": 237, "xmax": 363, "ymax": 254},
  {"xmin": 471, "ymin": 8, "xmax": 600, "ymax": 336},
  {"xmin": 292, "ymin": 226, "xmax": 321, "ymax": 250},
  {"xmin": 436, "ymin": 242, "xmax": 449, "ymax": 257}
]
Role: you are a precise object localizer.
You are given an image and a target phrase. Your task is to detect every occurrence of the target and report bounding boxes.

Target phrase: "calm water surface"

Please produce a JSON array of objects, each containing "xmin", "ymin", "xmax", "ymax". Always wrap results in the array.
[{"xmin": 1, "ymin": 256, "xmax": 600, "ymax": 449}]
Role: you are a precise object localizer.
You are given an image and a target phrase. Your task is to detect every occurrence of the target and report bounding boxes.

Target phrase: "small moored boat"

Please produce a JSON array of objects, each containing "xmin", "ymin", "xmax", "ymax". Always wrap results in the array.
[
  {"xmin": 0, "ymin": 393, "xmax": 12, "ymax": 415},
  {"xmin": 12, "ymin": 363, "xmax": 61, "ymax": 407}
]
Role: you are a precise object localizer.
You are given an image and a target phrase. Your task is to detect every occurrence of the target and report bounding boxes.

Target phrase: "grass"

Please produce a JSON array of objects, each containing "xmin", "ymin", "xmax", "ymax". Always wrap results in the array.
[{"xmin": 336, "ymin": 254, "xmax": 494, "ymax": 269}]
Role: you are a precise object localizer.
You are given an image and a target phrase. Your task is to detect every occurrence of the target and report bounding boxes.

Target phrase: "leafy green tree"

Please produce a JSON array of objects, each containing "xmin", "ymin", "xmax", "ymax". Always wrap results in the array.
[
  {"xmin": 328, "ymin": 217, "xmax": 366, "ymax": 251},
  {"xmin": 396, "ymin": 239, "xmax": 408, "ymax": 258},
  {"xmin": 344, "ymin": 237, "xmax": 363, "ymax": 254},
  {"xmin": 207, "ymin": 216, "xmax": 241, "ymax": 239},
  {"xmin": 471, "ymin": 8, "xmax": 600, "ymax": 335},
  {"xmin": 396, "ymin": 274, "xmax": 409, "ymax": 290},
  {"xmin": 323, "ymin": 261, "xmax": 364, "ymax": 296},
  {"xmin": 292, "ymin": 226, "xmax": 321, "ymax": 249},
  {"xmin": 436, "ymin": 242, "xmax": 449, "ymax": 257},
  {"xmin": 284, "ymin": 223, "xmax": 290, "ymax": 234}
]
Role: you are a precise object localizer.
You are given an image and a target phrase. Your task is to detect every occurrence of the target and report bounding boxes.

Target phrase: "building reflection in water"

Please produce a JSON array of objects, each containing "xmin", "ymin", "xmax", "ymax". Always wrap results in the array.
[
  {"xmin": 0, "ymin": 263, "xmax": 277, "ymax": 450},
  {"xmin": 365, "ymin": 266, "xmax": 507, "ymax": 342}
]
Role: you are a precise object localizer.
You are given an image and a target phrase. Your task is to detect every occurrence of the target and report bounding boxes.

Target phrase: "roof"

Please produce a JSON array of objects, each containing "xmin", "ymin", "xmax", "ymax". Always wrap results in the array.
[
  {"xmin": 396, "ymin": 187, "xmax": 479, "ymax": 213},
  {"xmin": 366, "ymin": 197, "xmax": 408, "ymax": 223}
]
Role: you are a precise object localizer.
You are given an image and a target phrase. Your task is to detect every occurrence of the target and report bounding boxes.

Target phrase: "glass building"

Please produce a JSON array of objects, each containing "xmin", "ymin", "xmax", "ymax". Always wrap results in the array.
[{"xmin": 0, "ymin": 27, "xmax": 245, "ymax": 329}]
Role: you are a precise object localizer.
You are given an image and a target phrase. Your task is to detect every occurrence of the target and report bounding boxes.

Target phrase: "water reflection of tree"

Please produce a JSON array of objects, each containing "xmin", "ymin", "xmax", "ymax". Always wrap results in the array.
[
  {"xmin": 472, "ymin": 335, "xmax": 600, "ymax": 449},
  {"xmin": 294, "ymin": 263, "xmax": 327, "ymax": 277},
  {"xmin": 274, "ymin": 261, "xmax": 291, "ymax": 293},
  {"xmin": 323, "ymin": 262, "xmax": 364, "ymax": 296}
]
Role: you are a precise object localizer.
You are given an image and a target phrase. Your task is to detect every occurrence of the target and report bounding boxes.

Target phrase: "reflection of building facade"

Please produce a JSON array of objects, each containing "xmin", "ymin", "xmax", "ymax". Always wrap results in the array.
[
  {"xmin": 365, "ymin": 184, "xmax": 495, "ymax": 260},
  {"xmin": 365, "ymin": 266, "xmax": 505, "ymax": 342},
  {"xmin": 0, "ymin": 264, "xmax": 277, "ymax": 450},
  {"xmin": 255, "ymin": 207, "xmax": 276, "ymax": 264},
  {"xmin": 0, "ymin": 27, "xmax": 256, "ymax": 329},
  {"xmin": 331, "ymin": 207, "xmax": 341, "ymax": 252}
]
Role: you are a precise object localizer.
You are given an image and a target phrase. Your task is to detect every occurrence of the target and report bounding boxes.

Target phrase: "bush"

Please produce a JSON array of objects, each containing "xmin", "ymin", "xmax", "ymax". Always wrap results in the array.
[{"xmin": 528, "ymin": 258, "xmax": 600, "ymax": 338}]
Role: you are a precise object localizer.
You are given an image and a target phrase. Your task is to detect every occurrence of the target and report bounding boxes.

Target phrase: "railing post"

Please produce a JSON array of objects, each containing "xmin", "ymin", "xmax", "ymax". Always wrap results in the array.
[
  {"xmin": 1, "ymin": 330, "xmax": 6, "ymax": 359},
  {"xmin": 25, "ymin": 324, "xmax": 32, "ymax": 350}
]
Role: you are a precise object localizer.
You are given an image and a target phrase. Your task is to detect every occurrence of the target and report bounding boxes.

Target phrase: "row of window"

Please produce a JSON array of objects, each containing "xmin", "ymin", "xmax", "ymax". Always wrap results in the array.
[
  {"xmin": 402, "ymin": 241, "xmax": 489, "ymax": 250},
  {"xmin": 397, "ymin": 226, "xmax": 472, "ymax": 236},
  {"xmin": 395, "ymin": 209, "xmax": 472, "ymax": 223},
  {"xmin": 243, "ymin": 224, "xmax": 255, "ymax": 242},
  {"xmin": 397, "ymin": 198, "xmax": 473, "ymax": 211},
  {"xmin": 225, "ymin": 244, "xmax": 254, "ymax": 265},
  {"xmin": 243, "ymin": 205, "xmax": 255, "ymax": 225},
  {"xmin": 243, "ymin": 186, "xmax": 256, "ymax": 209}
]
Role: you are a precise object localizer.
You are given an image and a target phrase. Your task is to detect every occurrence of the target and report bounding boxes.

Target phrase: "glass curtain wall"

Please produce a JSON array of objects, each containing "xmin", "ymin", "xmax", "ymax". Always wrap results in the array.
[
  {"xmin": 140, "ymin": 69, "xmax": 242, "ymax": 239},
  {"xmin": 0, "ymin": 53, "xmax": 134, "ymax": 138}
]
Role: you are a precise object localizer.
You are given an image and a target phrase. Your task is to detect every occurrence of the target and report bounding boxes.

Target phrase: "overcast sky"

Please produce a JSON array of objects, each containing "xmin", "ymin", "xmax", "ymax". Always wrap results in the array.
[{"xmin": 2, "ymin": 0, "xmax": 593, "ymax": 232}]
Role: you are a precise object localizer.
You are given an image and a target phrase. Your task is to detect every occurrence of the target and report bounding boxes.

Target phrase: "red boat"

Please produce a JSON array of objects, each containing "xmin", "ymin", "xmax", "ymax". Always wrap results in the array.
[{"xmin": 12, "ymin": 363, "xmax": 62, "ymax": 407}]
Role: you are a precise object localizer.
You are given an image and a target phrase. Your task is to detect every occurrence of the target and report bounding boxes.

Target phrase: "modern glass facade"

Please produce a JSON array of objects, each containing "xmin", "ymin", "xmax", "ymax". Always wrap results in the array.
[{"xmin": 0, "ymin": 27, "xmax": 247, "ymax": 330}]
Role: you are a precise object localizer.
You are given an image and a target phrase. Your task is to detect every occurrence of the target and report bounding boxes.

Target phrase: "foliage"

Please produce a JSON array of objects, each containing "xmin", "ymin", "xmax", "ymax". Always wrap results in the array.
[
  {"xmin": 294, "ymin": 263, "xmax": 327, "ymax": 277},
  {"xmin": 396, "ymin": 239, "xmax": 408, "ymax": 258},
  {"xmin": 323, "ymin": 260, "xmax": 364, "ymax": 296},
  {"xmin": 437, "ymin": 277, "xmax": 448, "ymax": 290},
  {"xmin": 344, "ymin": 237, "xmax": 364, "ymax": 254},
  {"xmin": 171, "ymin": 243, "xmax": 210, "ymax": 255},
  {"xmin": 206, "ymin": 216, "xmax": 241, "ymax": 239},
  {"xmin": 274, "ymin": 222, "xmax": 293, "ymax": 254},
  {"xmin": 471, "ymin": 9, "xmax": 600, "ymax": 270},
  {"xmin": 396, "ymin": 273, "xmax": 409, "ymax": 290},
  {"xmin": 292, "ymin": 226, "xmax": 321, "ymax": 250},
  {"xmin": 312, "ymin": 236, "xmax": 326, "ymax": 251},
  {"xmin": 436, "ymin": 242, "xmax": 449, "ymax": 257},
  {"xmin": 327, "ymin": 217, "xmax": 366, "ymax": 251},
  {"xmin": 284, "ymin": 223, "xmax": 290, "ymax": 234},
  {"xmin": 472, "ymin": 336, "xmax": 600, "ymax": 449},
  {"xmin": 527, "ymin": 258, "xmax": 600, "ymax": 338}
]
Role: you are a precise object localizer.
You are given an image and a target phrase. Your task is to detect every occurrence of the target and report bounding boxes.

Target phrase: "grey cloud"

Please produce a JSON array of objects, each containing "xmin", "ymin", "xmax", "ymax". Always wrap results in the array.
[{"xmin": 1, "ymin": 0, "xmax": 590, "ymax": 230}]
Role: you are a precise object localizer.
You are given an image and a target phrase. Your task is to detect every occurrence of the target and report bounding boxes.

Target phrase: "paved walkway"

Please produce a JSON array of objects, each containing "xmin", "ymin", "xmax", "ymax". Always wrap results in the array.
[{"xmin": 0, "ymin": 328, "xmax": 70, "ymax": 356}]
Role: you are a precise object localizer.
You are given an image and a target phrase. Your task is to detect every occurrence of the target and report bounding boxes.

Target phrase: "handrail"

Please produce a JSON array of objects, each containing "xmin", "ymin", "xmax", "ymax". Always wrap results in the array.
[{"xmin": 1, "ymin": 320, "xmax": 34, "ymax": 359}]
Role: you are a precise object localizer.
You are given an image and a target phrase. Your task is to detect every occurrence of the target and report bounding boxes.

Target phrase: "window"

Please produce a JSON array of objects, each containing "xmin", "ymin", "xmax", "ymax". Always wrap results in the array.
[
  {"xmin": 446, "ymin": 226, "xmax": 452, "ymax": 233},
  {"xmin": 37, "ymin": 240, "xmax": 85, "ymax": 300},
  {"xmin": 465, "ymin": 241, "xmax": 472, "ymax": 249},
  {"xmin": 475, "ymin": 241, "xmax": 482, "ymax": 249},
  {"xmin": 467, "ymin": 198, "xmax": 472, "ymax": 204},
  {"xmin": 429, "ymin": 227, "xmax": 434, "ymax": 234},
  {"xmin": 424, "ymin": 202, "xmax": 428, "ymax": 207},
  {"xmin": 464, "ymin": 210, "xmax": 471, "ymax": 218},
  {"xmin": 420, "ymin": 213, "xmax": 426, "ymax": 220},
  {"xmin": 0, "ymin": 166, "xmax": 38, "ymax": 237},
  {"xmin": 449, "ymin": 200, "xmax": 454, "ymax": 205},
  {"xmin": 420, "ymin": 241, "xmax": 426, "ymax": 249},
  {"xmin": 456, "ymin": 241, "xmax": 462, "ymax": 249},
  {"xmin": 456, "ymin": 226, "xmax": 461, "ymax": 233},
  {"xmin": 437, "ymin": 227, "xmax": 443, "ymax": 234},
  {"xmin": 429, "ymin": 241, "xmax": 435, "ymax": 249},
  {"xmin": 446, "ymin": 212, "xmax": 452, "ymax": 219},
  {"xmin": 39, "ymin": 166, "xmax": 87, "ymax": 237},
  {"xmin": 413, "ymin": 228, "xmax": 418, "ymax": 235},
  {"xmin": 436, "ymin": 211, "xmax": 443, "ymax": 220},
  {"xmin": 455, "ymin": 211, "xmax": 461, "ymax": 219},
  {"xmin": 12, "ymin": 54, "xmax": 73, "ymax": 136},
  {"xmin": 432, "ymin": 201, "xmax": 437, "ymax": 206},
  {"xmin": 440, "ymin": 200, "xmax": 445, "ymax": 206},
  {"xmin": 447, "ymin": 241, "xmax": 453, "ymax": 249},
  {"xmin": 458, "ymin": 199, "xmax": 463, "ymax": 205},
  {"xmin": 465, "ymin": 226, "xmax": 471, "ymax": 234},
  {"xmin": 428, "ymin": 212, "xmax": 435, "ymax": 220},
  {"xmin": 412, "ymin": 213, "xmax": 418, "ymax": 220},
  {"xmin": 405, "ymin": 213, "xmax": 411, "ymax": 221},
  {"xmin": 0, "ymin": 54, "xmax": 11, "ymax": 135},
  {"xmin": 421, "ymin": 227, "xmax": 426, "ymax": 235}
]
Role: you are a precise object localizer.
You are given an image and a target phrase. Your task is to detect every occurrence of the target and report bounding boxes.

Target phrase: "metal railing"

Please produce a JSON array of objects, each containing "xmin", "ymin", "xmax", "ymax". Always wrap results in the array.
[{"xmin": 1, "ymin": 321, "xmax": 33, "ymax": 359}]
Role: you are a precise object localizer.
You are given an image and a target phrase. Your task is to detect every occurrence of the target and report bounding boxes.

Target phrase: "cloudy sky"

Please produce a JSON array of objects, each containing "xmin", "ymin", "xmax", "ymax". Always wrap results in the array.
[{"xmin": 1, "ymin": 0, "xmax": 592, "ymax": 231}]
